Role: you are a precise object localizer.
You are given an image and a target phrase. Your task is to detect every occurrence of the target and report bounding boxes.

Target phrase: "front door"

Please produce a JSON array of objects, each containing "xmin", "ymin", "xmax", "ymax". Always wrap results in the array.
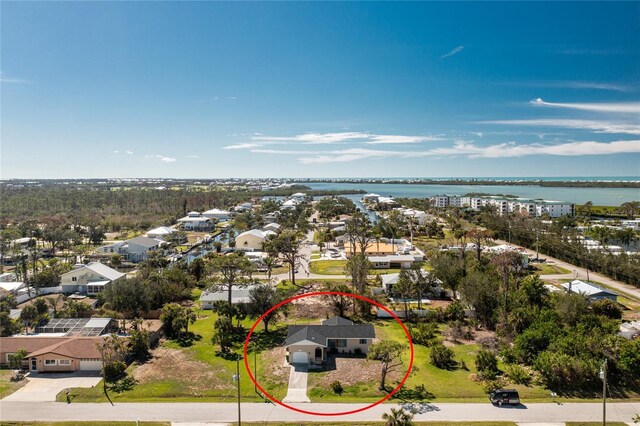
[
  {"xmin": 314, "ymin": 347, "xmax": 322, "ymax": 360},
  {"xmin": 31, "ymin": 358, "xmax": 37, "ymax": 371}
]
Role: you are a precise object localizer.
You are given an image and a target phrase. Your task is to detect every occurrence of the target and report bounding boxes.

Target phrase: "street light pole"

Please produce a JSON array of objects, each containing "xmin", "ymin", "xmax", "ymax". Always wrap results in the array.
[{"xmin": 600, "ymin": 359, "xmax": 607, "ymax": 426}]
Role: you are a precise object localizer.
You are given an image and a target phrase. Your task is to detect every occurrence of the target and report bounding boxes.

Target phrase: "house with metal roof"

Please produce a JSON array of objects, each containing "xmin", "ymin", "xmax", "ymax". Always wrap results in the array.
[
  {"xmin": 561, "ymin": 279, "xmax": 618, "ymax": 302},
  {"xmin": 285, "ymin": 317, "xmax": 375, "ymax": 365},
  {"xmin": 199, "ymin": 285, "xmax": 258, "ymax": 309}
]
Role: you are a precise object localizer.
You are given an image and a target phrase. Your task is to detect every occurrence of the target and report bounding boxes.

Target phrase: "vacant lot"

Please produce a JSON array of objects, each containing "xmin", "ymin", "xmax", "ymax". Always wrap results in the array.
[{"xmin": 0, "ymin": 369, "xmax": 27, "ymax": 399}]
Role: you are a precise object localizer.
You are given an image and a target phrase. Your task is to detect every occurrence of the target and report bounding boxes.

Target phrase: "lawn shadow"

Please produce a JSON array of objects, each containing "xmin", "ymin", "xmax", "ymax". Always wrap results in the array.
[{"xmin": 175, "ymin": 332, "xmax": 203, "ymax": 347}]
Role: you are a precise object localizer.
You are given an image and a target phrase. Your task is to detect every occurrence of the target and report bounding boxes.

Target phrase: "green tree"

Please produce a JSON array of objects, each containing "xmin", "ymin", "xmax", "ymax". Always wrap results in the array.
[
  {"xmin": 381, "ymin": 407, "xmax": 414, "ymax": 426},
  {"xmin": 207, "ymin": 253, "xmax": 254, "ymax": 308},
  {"xmin": 367, "ymin": 340, "xmax": 405, "ymax": 390},
  {"xmin": 20, "ymin": 305, "xmax": 38, "ymax": 333},
  {"xmin": 263, "ymin": 230, "xmax": 306, "ymax": 288},
  {"xmin": 8, "ymin": 348, "xmax": 28, "ymax": 369},
  {"xmin": 475, "ymin": 349, "xmax": 499, "ymax": 380},
  {"xmin": 430, "ymin": 343, "xmax": 456, "ymax": 370},
  {"xmin": 590, "ymin": 298, "xmax": 622, "ymax": 319},
  {"xmin": 248, "ymin": 284, "xmax": 285, "ymax": 333},
  {"xmin": 212, "ymin": 315, "xmax": 234, "ymax": 353},
  {"xmin": 323, "ymin": 282, "xmax": 353, "ymax": 318}
]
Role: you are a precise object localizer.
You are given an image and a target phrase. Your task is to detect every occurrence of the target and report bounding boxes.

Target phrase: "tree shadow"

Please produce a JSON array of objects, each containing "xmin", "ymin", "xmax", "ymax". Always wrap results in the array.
[
  {"xmin": 251, "ymin": 327, "xmax": 288, "ymax": 350},
  {"xmin": 175, "ymin": 332, "xmax": 202, "ymax": 347}
]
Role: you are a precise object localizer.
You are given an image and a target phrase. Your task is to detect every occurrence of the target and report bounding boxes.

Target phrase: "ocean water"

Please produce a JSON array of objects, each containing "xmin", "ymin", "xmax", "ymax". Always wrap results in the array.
[{"xmin": 303, "ymin": 182, "xmax": 640, "ymax": 206}]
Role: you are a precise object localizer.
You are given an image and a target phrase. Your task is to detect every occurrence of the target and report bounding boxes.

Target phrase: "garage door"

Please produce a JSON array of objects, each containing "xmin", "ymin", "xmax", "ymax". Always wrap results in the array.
[
  {"xmin": 291, "ymin": 352, "xmax": 308, "ymax": 364},
  {"xmin": 80, "ymin": 360, "xmax": 102, "ymax": 371}
]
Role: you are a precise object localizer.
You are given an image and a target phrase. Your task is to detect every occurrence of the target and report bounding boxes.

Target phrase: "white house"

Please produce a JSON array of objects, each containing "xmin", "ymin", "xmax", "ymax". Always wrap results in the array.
[
  {"xmin": 199, "ymin": 285, "xmax": 258, "ymax": 309},
  {"xmin": 203, "ymin": 208, "xmax": 231, "ymax": 221},
  {"xmin": 235, "ymin": 229, "xmax": 275, "ymax": 251},
  {"xmin": 263, "ymin": 223, "xmax": 281, "ymax": 233},
  {"xmin": 61, "ymin": 262, "xmax": 125, "ymax": 296},
  {"xmin": 368, "ymin": 254, "xmax": 416, "ymax": 269},
  {"xmin": 290, "ymin": 192, "xmax": 307, "ymax": 203},
  {"xmin": 561, "ymin": 280, "xmax": 618, "ymax": 302},
  {"xmin": 177, "ymin": 212, "xmax": 214, "ymax": 231},
  {"xmin": 362, "ymin": 193, "xmax": 381, "ymax": 203},
  {"xmin": 147, "ymin": 226, "xmax": 177, "ymax": 239},
  {"xmin": 380, "ymin": 270, "xmax": 441, "ymax": 294},
  {"xmin": 281, "ymin": 199, "xmax": 299, "ymax": 210}
]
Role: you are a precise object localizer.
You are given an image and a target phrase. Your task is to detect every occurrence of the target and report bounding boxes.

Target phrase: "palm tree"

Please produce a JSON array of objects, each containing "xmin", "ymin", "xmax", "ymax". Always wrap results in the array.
[{"xmin": 381, "ymin": 407, "xmax": 414, "ymax": 426}]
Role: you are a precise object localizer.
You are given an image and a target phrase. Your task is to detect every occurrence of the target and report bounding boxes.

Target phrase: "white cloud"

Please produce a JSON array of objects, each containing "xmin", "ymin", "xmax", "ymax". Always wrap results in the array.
[
  {"xmin": 480, "ymin": 118, "xmax": 640, "ymax": 135},
  {"xmin": 244, "ymin": 131, "xmax": 444, "ymax": 147},
  {"xmin": 531, "ymin": 98, "xmax": 640, "ymax": 114},
  {"xmin": 252, "ymin": 139, "xmax": 640, "ymax": 164},
  {"xmin": 223, "ymin": 143, "xmax": 262, "ymax": 150},
  {"xmin": 0, "ymin": 78, "xmax": 29, "ymax": 84},
  {"xmin": 144, "ymin": 154, "xmax": 176, "ymax": 162},
  {"xmin": 113, "ymin": 150, "xmax": 120, "ymax": 154},
  {"xmin": 441, "ymin": 45, "xmax": 465, "ymax": 59},
  {"xmin": 125, "ymin": 150, "xmax": 134, "ymax": 155},
  {"xmin": 184, "ymin": 154, "xmax": 200, "ymax": 158}
]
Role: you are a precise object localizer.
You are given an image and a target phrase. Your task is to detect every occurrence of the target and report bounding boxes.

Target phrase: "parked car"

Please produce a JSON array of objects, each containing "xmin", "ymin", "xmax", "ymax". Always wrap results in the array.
[{"xmin": 489, "ymin": 389, "xmax": 520, "ymax": 406}]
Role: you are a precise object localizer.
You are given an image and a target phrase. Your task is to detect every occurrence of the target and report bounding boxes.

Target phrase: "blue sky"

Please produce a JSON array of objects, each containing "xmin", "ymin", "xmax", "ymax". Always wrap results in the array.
[{"xmin": 1, "ymin": 2, "xmax": 639, "ymax": 178}]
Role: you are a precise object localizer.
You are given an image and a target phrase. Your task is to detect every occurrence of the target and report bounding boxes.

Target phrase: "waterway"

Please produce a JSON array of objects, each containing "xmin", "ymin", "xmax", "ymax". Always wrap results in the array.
[{"xmin": 303, "ymin": 182, "xmax": 640, "ymax": 206}]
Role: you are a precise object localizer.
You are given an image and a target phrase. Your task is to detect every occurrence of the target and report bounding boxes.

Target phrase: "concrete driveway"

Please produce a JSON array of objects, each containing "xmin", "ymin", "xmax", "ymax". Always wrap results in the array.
[
  {"xmin": 282, "ymin": 364, "xmax": 310, "ymax": 403},
  {"xmin": 2, "ymin": 372, "xmax": 101, "ymax": 402}
]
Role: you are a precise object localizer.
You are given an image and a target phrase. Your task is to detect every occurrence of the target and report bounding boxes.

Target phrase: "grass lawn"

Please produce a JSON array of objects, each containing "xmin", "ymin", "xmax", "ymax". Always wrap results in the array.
[
  {"xmin": 0, "ymin": 369, "xmax": 27, "ymax": 399},
  {"xmin": 242, "ymin": 423, "xmax": 517, "ymax": 426},
  {"xmin": 0, "ymin": 423, "xmax": 169, "ymax": 426},
  {"xmin": 309, "ymin": 260, "xmax": 404, "ymax": 276},
  {"xmin": 58, "ymin": 311, "xmax": 292, "ymax": 403},
  {"xmin": 531, "ymin": 263, "xmax": 571, "ymax": 275},
  {"xmin": 566, "ymin": 423, "xmax": 629, "ymax": 426}
]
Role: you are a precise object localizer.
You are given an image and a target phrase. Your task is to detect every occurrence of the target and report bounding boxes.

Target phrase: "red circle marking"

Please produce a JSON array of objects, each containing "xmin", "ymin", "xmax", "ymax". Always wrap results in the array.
[{"xmin": 242, "ymin": 291, "xmax": 414, "ymax": 416}]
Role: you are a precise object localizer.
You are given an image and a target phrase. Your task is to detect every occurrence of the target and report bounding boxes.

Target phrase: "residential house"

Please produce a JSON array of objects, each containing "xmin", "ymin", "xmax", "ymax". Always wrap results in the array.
[
  {"xmin": 561, "ymin": 279, "xmax": 618, "ymax": 302},
  {"xmin": 177, "ymin": 211, "xmax": 214, "ymax": 231},
  {"xmin": 61, "ymin": 262, "xmax": 125, "ymax": 296},
  {"xmin": 146, "ymin": 226, "xmax": 177, "ymax": 240},
  {"xmin": 235, "ymin": 229, "xmax": 275, "ymax": 251},
  {"xmin": 284, "ymin": 316, "xmax": 375, "ymax": 365},
  {"xmin": 362, "ymin": 193, "xmax": 381, "ymax": 203},
  {"xmin": 290, "ymin": 192, "xmax": 307, "ymax": 203},
  {"xmin": 0, "ymin": 273, "xmax": 25, "ymax": 295},
  {"xmin": 98, "ymin": 236, "xmax": 166, "ymax": 262},
  {"xmin": 281, "ymin": 199, "xmax": 299, "ymax": 210},
  {"xmin": 199, "ymin": 285, "xmax": 258, "ymax": 309},
  {"xmin": 380, "ymin": 271, "xmax": 441, "ymax": 295},
  {"xmin": 203, "ymin": 208, "xmax": 232, "ymax": 221},
  {"xmin": 369, "ymin": 255, "xmax": 416, "ymax": 269},
  {"xmin": 0, "ymin": 336, "xmax": 105, "ymax": 372},
  {"xmin": 263, "ymin": 222, "xmax": 281, "ymax": 233},
  {"xmin": 619, "ymin": 321, "xmax": 640, "ymax": 340}
]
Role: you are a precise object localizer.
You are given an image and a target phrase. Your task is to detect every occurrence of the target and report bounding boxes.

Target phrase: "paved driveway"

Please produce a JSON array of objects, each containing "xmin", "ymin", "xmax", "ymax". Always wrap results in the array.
[
  {"xmin": 2, "ymin": 372, "xmax": 101, "ymax": 402},
  {"xmin": 282, "ymin": 364, "xmax": 310, "ymax": 403}
]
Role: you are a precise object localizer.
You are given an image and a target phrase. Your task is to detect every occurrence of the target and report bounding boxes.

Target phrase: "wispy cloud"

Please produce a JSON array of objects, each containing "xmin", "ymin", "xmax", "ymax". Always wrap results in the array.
[
  {"xmin": 555, "ymin": 48, "xmax": 626, "ymax": 56},
  {"xmin": 530, "ymin": 98, "xmax": 640, "ymax": 113},
  {"xmin": 502, "ymin": 81, "xmax": 633, "ymax": 92},
  {"xmin": 223, "ymin": 143, "xmax": 262, "ymax": 150},
  {"xmin": 184, "ymin": 154, "xmax": 200, "ymax": 159},
  {"xmin": 145, "ymin": 154, "xmax": 176, "ymax": 163},
  {"xmin": 225, "ymin": 132, "xmax": 444, "ymax": 149},
  {"xmin": 125, "ymin": 150, "xmax": 134, "ymax": 155},
  {"xmin": 113, "ymin": 150, "xmax": 120, "ymax": 154},
  {"xmin": 479, "ymin": 118, "xmax": 640, "ymax": 135},
  {"xmin": 251, "ymin": 139, "xmax": 640, "ymax": 164},
  {"xmin": 0, "ymin": 77, "xmax": 29, "ymax": 84},
  {"xmin": 441, "ymin": 45, "xmax": 465, "ymax": 59}
]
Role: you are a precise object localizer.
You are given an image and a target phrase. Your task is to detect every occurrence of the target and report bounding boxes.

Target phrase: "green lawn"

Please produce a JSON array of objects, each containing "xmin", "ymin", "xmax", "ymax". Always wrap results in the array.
[
  {"xmin": 309, "ymin": 260, "xmax": 405, "ymax": 276},
  {"xmin": 0, "ymin": 369, "xmax": 27, "ymax": 399},
  {"xmin": 0, "ymin": 423, "xmax": 169, "ymax": 426},
  {"xmin": 59, "ymin": 311, "xmax": 291, "ymax": 403},
  {"xmin": 531, "ymin": 263, "xmax": 571, "ymax": 275},
  {"xmin": 566, "ymin": 423, "xmax": 629, "ymax": 426},
  {"xmin": 242, "ymin": 423, "xmax": 517, "ymax": 426}
]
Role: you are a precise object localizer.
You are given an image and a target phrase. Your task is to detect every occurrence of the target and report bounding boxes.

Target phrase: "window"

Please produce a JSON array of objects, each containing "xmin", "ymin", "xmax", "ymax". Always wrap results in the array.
[
  {"xmin": 359, "ymin": 339, "xmax": 368, "ymax": 344},
  {"xmin": 72, "ymin": 277, "xmax": 77, "ymax": 282},
  {"xmin": 58, "ymin": 359, "xmax": 71, "ymax": 366},
  {"xmin": 337, "ymin": 339, "xmax": 347, "ymax": 348},
  {"xmin": 44, "ymin": 359, "xmax": 57, "ymax": 365}
]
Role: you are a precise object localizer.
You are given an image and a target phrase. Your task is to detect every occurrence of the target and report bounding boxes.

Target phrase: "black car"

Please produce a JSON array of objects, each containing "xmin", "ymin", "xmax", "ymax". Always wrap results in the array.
[{"xmin": 489, "ymin": 389, "xmax": 520, "ymax": 406}]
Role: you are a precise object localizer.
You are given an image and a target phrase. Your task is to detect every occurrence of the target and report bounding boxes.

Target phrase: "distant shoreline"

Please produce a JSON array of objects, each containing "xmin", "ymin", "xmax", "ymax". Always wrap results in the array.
[{"xmin": 297, "ymin": 178, "xmax": 640, "ymax": 189}]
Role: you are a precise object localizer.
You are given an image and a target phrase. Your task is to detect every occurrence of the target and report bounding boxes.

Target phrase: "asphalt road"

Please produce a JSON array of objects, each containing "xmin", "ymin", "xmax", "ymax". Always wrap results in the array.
[{"xmin": 1, "ymin": 401, "xmax": 638, "ymax": 423}]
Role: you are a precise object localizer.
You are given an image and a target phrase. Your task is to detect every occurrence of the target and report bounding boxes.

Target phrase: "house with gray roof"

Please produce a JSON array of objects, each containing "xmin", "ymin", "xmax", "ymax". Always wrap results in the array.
[
  {"xmin": 285, "ymin": 316, "xmax": 375, "ymax": 365},
  {"xmin": 561, "ymin": 279, "xmax": 618, "ymax": 302},
  {"xmin": 199, "ymin": 285, "xmax": 258, "ymax": 309},
  {"xmin": 61, "ymin": 262, "xmax": 125, "ymax": 296}
]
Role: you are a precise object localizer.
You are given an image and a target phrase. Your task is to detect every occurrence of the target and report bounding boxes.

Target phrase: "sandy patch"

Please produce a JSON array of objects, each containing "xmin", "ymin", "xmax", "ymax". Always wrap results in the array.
[{"xmin": 313, "ymin": 357, "xmax": 402, "ymax": 388}]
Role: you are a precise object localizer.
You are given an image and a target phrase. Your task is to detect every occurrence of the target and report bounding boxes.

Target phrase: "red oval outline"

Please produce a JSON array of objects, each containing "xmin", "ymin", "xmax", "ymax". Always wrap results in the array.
[{"xmin": 243, "ymin": 291, "xmax": 414, "ymax": 416}]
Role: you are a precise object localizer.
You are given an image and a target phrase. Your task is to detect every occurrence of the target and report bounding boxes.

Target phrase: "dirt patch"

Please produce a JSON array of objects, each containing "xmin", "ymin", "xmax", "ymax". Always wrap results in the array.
[
  {"xmin": 312, "ymin": 356, "xmax": 401, "ymax": 388},
  {"xmin": 260, "ymin": 347, "xmax": 290, "ymax": 385},
  {"xmin": 133, "ymin": 346, "xmax": 233, "ymax": 391},
  {"xmin": 292, "ymin": 300, "xmax": 334, "ymax": 319}
]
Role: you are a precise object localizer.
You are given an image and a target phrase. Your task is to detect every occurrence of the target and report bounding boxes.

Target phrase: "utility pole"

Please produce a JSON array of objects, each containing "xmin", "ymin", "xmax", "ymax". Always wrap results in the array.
[
  {"xmin": 233, "ymin": 355, "xmax": 241, "ymax": 426},
  {"xmin": 535, "ymin": 228, "xmax": 540, "ymax": 260},
  {"xmin": 600, "ymin": 359, "xmax": 607, "ymax": 426}
]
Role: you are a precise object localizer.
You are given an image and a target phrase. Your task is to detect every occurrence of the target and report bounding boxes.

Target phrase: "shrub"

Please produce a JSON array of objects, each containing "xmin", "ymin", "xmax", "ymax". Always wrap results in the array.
[
  {"xmin": 505, "ymin": 364, "xmax": 531, "ymax": 386},
  {"xmin": 103, "ymin": 361, "xmax": 127, "ymax": 383},
  {"xmin": 330, "ymin": 380, "xmax": 344, "ymax": 395},
  {"xmin": 430, "ymin": 343, "xmax": 456, "ymax": 370},
  {"xmin": 482, "ymin": 378, "xmax": 508, "ymax": 394},
  {"xmin": 590, "ymin": 299, "xmax": 622, "ymax": 319},
  {"xmin": 354, "ymin": 347, "xmax": 362, "ymax": 356},
  {"xmin": 411, "ymin": 322, "xmax": 439, "ymax": 347},
  {"xmin": 475, "ymin": 349, "xmax": 499, "ymax": 380}
]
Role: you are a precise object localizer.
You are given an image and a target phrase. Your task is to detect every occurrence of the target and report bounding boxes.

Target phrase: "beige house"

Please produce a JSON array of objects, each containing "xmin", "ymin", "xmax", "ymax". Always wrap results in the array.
[
  {"xmin": 0, "ymin": 337, "xmax": 104, "ymax": 373},
  {"xmin": 285, "ymin": 317, "xmax": 375, "ymax": 365},
  {"xmin": 235, "ymin": 229, "xmax": 275, "ymax": 251}
]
